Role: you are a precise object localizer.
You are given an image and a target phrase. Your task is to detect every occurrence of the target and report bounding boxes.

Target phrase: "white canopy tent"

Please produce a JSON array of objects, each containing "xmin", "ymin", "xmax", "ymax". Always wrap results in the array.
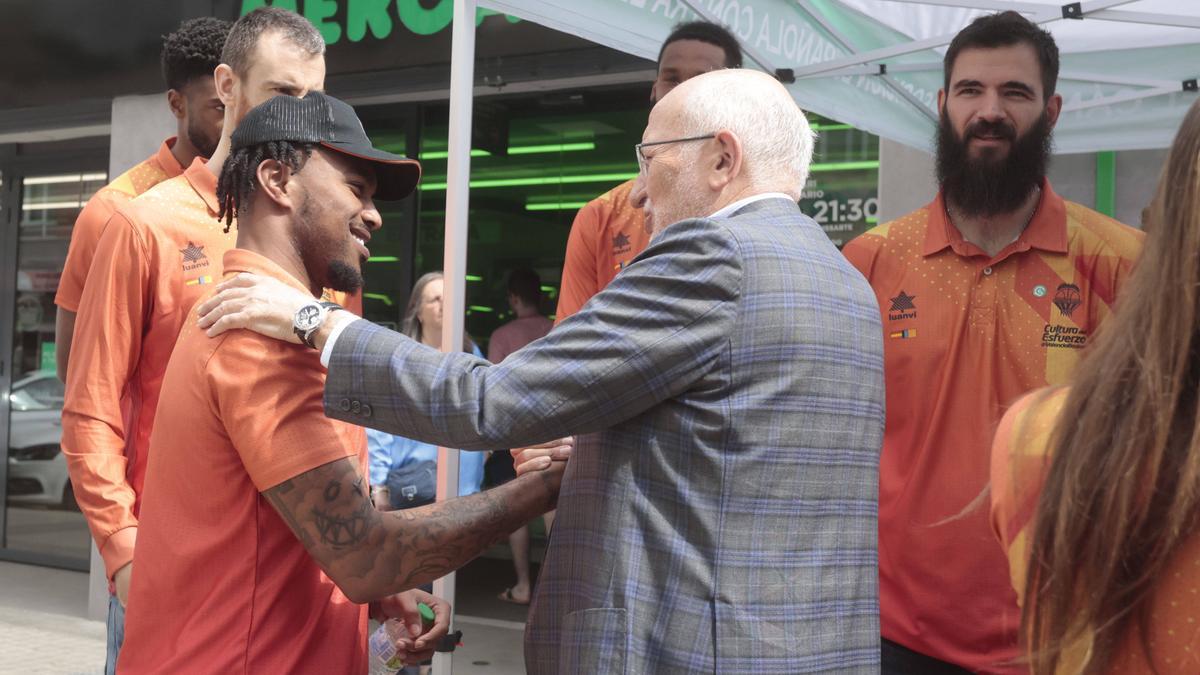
[{"xmin": 429, "ymin": 2, "xmax": 1199, "ymax": 671}]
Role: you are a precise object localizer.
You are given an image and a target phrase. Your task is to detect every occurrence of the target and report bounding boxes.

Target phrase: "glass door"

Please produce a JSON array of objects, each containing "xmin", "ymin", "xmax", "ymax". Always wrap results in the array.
[{"xmin": 2, "ymin": 152, "xmax": 106, "ymax": 570}]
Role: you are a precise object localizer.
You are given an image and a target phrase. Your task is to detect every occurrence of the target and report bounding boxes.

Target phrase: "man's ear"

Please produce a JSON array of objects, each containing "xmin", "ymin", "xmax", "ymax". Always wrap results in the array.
[
  {"xmin": 255, "ymin": 158, "xmax": 297, "ymax": 212},
  {"xmin": 707, "ymin": 129, "xmax": 743, "ymax": 191},
  {"xmin": 166, "ymin": 89, "xmax": 186, "ymax": 121},
  {"xmin": 214, "ymin": 64, "xmax": 236, "ymax": 108},
  {"xmin": 1044, "ymin": 92, "xmax": 1063, "ymax": 130}
]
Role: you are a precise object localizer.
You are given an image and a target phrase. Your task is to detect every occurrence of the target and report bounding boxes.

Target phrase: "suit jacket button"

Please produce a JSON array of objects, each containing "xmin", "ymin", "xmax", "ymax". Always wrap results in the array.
[
  {"xmin": 362, "ymin": 404, "xmax": 372, "ymax": 418},
  {"xmin": 340, "ymin": 398, "xmax": 351, "ymax": 412},
  {"xmin": 351, "ymin": 400, "xmax": 361, "ymax": 414}
]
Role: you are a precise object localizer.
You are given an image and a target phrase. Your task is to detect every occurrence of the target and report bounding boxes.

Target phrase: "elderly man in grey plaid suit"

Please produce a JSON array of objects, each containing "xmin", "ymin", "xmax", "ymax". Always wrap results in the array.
[{"xmin": 201, "ymin": 69, "xmax": 884, "ymax": 674}]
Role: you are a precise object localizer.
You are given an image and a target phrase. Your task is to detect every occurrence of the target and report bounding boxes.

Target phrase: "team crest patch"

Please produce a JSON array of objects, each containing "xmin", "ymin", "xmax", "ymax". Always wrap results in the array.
[{"xmin": 1053, "ymin": 283, "xmax": 1081, "ymax": 317}]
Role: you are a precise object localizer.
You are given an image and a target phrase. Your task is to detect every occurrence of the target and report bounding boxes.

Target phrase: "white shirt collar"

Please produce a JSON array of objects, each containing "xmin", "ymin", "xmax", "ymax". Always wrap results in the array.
[{"xmin": 709, "ymin": 192, "xmax": 795, "ymax": 219}]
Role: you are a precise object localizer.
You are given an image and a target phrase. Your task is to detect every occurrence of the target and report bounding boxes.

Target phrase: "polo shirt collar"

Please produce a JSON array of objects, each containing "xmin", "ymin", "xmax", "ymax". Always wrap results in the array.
[
  {"xmin": 222, "ymin": 248, "xmax": 316, "ymax": 296},
  {"xmin": 183, "ymin": 157, "xmax": 221, "ymax": 215},
  {"xmin": 156, "ymin": 136, "xmax": 185, "ymax": 178},
  {"xmin": 922, "ymin": 178, "xmax": 1069, "ymax": 258}
]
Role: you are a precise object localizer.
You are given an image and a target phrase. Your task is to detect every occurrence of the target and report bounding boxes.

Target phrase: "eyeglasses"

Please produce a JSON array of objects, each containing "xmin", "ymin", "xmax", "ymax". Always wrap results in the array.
[{"xmin": 634, "ymin": 134, "xmax": 716, "ymax": 174}]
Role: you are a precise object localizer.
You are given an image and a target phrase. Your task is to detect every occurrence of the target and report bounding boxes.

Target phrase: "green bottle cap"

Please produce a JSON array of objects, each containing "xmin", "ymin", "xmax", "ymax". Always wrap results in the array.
[{"xmin": 418, "ymin": 602, "xmax": 436, "ymax": 629}]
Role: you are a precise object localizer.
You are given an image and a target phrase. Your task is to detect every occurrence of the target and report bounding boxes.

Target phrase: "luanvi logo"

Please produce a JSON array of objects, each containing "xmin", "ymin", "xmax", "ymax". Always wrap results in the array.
[
  {"xmin": 888, "ymin": 290, "xmax": 917, "ymax": 321},
  {"xmin": 181, "ymin": 241, "xmax": 210, "ymax": 273},
  {"xmin": 612, "ymin": 232, "xmax": 631, "ymax": 254}
]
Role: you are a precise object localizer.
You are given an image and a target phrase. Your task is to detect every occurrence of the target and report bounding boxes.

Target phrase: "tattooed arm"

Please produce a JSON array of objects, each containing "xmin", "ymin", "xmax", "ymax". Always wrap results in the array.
[{"xmin": 263, "ymin": 456, "xmax": 562, "ymax": 604}]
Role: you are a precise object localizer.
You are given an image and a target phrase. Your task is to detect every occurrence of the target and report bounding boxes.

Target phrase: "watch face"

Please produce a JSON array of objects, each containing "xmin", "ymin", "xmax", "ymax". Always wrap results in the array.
[{"xmin": 295, "ymin": 304, "xmax": 323, "ymax": 331}]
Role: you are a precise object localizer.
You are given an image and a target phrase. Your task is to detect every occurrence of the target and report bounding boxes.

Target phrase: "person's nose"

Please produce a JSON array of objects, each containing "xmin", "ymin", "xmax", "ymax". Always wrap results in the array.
[
  {"xmin": 361, "ymin": 202, "xmax": 382, "ymax": 232},
  {"xmin": 977, "ymin": 91, "xmax": 1006, "ymax": 122},
  {"xmin": 630, "ymin": 173, "xmax": 648, "ymax": 210}
]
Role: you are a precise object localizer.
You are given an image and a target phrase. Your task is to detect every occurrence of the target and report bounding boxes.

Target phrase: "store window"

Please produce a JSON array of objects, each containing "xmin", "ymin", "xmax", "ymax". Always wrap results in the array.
[{"xmin": 4, "ymin": 170, "xmax": 104, "ymax": 566}]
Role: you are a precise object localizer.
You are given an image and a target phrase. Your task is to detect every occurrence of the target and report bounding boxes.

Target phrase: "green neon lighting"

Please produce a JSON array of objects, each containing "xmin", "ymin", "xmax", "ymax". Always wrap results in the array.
[
  {"xmin": 364, "ymin": 292, "xmax": 394, "ymax": 306},
  {"xmin": 468, "ymin": 305, "xmax": 494, "ymax": 313},
  {"xmin": 811, "ymin": 123, "xmax": 852, "ymax": 131},
  {"xmin": 1096, "ymin": 151, "xmax": 1116, "ymax": 217},
  {"xmin": 465, "ymin": 274, "xmax": 483, "ymax": 282},
  {"xmin": 539, "ymin": 285, "xmax": 556, "ymax": 292},
  {"xmin": 809, "ymin": 160, "xmax": 879, "ymax": 172},
  {"xmin": 526, "ymin": 201, "xmax": 589, "ymax": 211},
  {"xmin": 421, "ymin": 172, "xmax": 636, "ymax": 191},
  {"xmin": 420, "ymin": 149, "xmax": 492, "ymax": 160},
  {"xmin": 367, "ymin": 256, "xmax": 400, "ymax": 263},
  {"xmin": 509, "ymin": 142, "xmax": 595, "ymax": 155},
  {"xmin": 419, "ymin": 142, "xmax": 595, "ymax": 161}
]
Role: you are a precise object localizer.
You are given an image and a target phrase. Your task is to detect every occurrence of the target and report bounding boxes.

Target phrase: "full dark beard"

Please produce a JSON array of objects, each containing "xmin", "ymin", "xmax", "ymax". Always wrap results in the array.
[
  {"xmin": 936, "ymin": 109, "xmax": 1053, "ymax": 218},
  {"xmin": 186, "ymin": 114, "xmax": 219, "ymax": 160}
]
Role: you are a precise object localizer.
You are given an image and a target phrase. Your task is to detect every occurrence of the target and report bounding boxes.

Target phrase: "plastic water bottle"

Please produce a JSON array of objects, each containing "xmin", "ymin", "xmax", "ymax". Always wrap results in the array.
[{"xmin": 368, "ymin": 602, "xmax": 436, "ymax": 675}]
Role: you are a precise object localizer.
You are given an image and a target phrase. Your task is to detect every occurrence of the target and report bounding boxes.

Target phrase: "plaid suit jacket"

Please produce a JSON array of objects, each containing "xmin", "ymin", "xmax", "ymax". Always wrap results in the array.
[{"xmin": 325, "ymin": 198, "xmax": 885, "ymax": 674}]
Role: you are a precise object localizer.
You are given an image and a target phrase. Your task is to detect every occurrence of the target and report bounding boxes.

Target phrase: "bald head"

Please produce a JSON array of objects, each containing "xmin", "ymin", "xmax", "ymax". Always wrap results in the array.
[{"xmin": 662, "ymin": 69, "xmax": 813, "ymax": 197}]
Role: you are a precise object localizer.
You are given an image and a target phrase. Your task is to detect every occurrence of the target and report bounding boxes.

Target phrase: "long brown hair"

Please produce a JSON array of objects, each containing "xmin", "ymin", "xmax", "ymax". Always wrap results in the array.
[
  {"xmin": 401, "ymin": 271, "xmax": 475, "ymax": 353},
  {"xmin": 1024, "ymin": 100, "xmax": 1200, "ymax": 673}
]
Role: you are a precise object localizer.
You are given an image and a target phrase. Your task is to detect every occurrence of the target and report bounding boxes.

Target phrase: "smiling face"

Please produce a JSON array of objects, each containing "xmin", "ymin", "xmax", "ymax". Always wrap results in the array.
[
  {"xmin": 940, "ymin": 44, "xmax": 1058, "ymax": 164},
  {"xmin": 936, "ymin": 44, "xmax": 1061, "ymax": 216},
  {"xmin": 290, "ymin": 148, "xmax": 381, "ymax": 293}
]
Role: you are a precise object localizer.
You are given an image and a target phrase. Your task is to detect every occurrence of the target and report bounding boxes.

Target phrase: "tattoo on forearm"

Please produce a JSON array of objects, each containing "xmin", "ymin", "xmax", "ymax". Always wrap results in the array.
[{"xmin": 263, "ymin": 456, "xmax": 557, "ymax": 601}]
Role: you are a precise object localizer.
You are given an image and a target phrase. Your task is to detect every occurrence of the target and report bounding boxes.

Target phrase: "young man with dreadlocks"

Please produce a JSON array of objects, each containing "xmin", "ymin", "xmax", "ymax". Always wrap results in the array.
[
  {"xmin": 60, "ymin": 8, "xmax": 333, "ymax": 671},
  {"xmin": 54, "ymin": 16, "xmax": 229, "ymax": 383},
  {"xmin": 117, "ymin": 91, "xmax": 564, "ymax": 673}
]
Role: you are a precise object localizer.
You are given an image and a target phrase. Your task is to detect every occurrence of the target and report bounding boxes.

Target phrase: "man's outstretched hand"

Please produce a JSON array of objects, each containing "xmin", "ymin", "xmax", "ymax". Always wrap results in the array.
[
  {"xmin": 196, "ymin": 273, "xmax": 314, "ymax": 343},
  {"xmin": 512, "ymin": 437, "xmax": 574, "ymax": 476}
]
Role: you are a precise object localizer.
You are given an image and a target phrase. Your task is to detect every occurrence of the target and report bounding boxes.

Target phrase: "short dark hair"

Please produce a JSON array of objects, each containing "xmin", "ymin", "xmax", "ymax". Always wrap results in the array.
[
  {"xmin": 161, "ymin": 17, "xmax": 231, "ymax": 91},
  {"xmin": 507, "ymin": 268, "xmax": 542, "ymax": 307},
  {"xmin": 216, "ymin": 140, "xmax": 314, "ymax": 231},
  {"xmin": 944, "ymin": 11, "xmax": 1060, "ymax": 99},
  {"xmin": 657, "ymin": 21, "xmax": 743, "ymax": 69},
  {"xmin": 221, "ymin": 6, "xmax": 325, "ymax": 77}
]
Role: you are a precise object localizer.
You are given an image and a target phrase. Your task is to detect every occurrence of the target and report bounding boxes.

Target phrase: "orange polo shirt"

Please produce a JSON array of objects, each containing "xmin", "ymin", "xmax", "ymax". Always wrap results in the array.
[
  {"xmin": 991, "ymin": 389, "xmax": 1200, "ymax": 674},
  {"xmin": 55, "ymin": 137, "xmax": 184, "ymax": 312},
  {"xmin": 555, "ymin": 179, "xmax": 650, "ymax": 322},
  {"xmin": 62, "ymin": 156, "xmax": 359, "ymax": 579},
  {"xmin": 842, "ymin": 180, "xmax": 1143, "ymax": 673},
  {"xmin": 119, "ymin": 248, "xmax": 368, "ymax": 674}
]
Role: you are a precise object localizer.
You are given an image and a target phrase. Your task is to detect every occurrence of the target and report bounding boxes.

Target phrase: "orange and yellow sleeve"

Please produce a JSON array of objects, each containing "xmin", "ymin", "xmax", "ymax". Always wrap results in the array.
[
  {"xmin": 55, "ymin": 190, "xmax": 128, "ymax": 312},
  {"xmin": 554, "ymin": 200, "xmax": 604, "ymax": 324},
  {"xmin": 60, "ymin": 208, "xmax": 152, "ymax": 579},
  {"xmin": 989, "ymin": 388, "xmax": 1068, "ymax": 605}
]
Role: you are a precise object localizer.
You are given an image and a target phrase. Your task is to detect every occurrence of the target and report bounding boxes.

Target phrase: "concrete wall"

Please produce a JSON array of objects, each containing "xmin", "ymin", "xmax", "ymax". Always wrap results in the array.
[
  {"xmin": 876, "ymin": 138, "xmax": 1164, "ymax": 231},
  {"xmin": 86, "ymin": 93, "xmax": 176, "ymax": 622},
  {"xmin": 109, "ymin": 93, "xmax": 176, "ymax": 177}
]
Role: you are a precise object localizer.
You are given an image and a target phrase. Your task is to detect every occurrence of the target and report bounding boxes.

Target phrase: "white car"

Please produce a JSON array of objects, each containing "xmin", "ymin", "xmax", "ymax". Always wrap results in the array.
[{"xmin": 6, "ymin": 372, "xmax": 75, "ymax": 509}]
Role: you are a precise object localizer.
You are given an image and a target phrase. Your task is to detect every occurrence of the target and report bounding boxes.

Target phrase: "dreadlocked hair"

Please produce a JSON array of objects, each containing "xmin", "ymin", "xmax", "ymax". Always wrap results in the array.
[{"xmin": 216, "ymin": 140, "xmax": 315, "ymax": 233}]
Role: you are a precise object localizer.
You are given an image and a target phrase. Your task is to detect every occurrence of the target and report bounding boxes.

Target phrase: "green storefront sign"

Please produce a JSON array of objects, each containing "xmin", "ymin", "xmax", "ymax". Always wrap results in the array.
[{"xmin": 240, "ymin": 0, "xmax": 519, "ymax": 44}]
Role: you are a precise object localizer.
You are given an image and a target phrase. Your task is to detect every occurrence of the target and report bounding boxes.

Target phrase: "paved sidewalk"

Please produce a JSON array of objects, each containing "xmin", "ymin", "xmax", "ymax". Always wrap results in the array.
[
  {"xmin": 0, "ymin": 561, "xmax": 105, "ymax": 674},
  {"xmin": 0, "ymin": 560, "xmax": 527, "ymax": 674}
]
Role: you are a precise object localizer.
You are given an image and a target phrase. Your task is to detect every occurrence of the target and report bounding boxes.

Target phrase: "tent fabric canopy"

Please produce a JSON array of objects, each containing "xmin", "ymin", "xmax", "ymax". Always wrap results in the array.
[{"xmin": 480, "ymin": 0, "xmax": 1200, "ymax": 153}]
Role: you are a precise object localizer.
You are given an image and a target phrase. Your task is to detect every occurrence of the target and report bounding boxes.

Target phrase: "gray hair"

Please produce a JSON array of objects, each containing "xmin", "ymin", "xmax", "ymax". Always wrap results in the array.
[
  {"xmin": 221, "ymin": 6, "xmax": 325, "ymax": 77},
  {"xmin": 675, "ymin": 69, "xmax": 815, "ymax": 199}
]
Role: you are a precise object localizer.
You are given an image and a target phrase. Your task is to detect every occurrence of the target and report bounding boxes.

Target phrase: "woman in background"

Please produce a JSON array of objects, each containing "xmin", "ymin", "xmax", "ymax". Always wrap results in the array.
[
  {"xmin": 990, "ymin": 99, "xmax": 1200, "ymax": 674},
  {"xmin": 368, "ymin": 271, "xmax": 485, "ymax": 511}
]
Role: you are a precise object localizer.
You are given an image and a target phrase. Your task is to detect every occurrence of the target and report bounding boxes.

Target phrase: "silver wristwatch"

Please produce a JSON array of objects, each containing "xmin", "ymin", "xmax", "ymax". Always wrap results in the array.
[{"xmin": 292, "ymin": 301, "xmax": 341, "ymax": 349}]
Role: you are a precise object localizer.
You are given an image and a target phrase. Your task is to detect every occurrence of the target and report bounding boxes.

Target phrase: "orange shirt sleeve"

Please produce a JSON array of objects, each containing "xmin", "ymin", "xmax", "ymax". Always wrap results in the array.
[
  {"xmin": 554, "ymin": 199, "xmax": 605, "ymax": 324},
  {"xmin": 840, "ymin": 233, "xmax": 881, "ymax": 282},
  {"xmin": 210, "ymin": 333, "xmax": 360, "ymax": 492},
  {"xmin": 989, "ymin": 388, "xmax": 1068, "ymax": 605},
  {"xmin": 55, "ymin": 190, "xmax": 127, "ymax": 312},
  {"xmin": 61, "ymin": 207, "xmax": 153, "ymax": 578}
]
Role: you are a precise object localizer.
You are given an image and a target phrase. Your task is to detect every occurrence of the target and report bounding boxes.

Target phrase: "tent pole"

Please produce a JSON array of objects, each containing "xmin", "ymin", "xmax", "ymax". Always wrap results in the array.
[{"xmin": 432, "ymin": 1, "xmax": 475, "ymax": 674}]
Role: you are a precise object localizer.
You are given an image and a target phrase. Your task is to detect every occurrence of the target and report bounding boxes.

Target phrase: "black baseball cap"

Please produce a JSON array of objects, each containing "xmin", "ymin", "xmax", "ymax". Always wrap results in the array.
[{"xmin": 231, "ymin": 91, "xmax": 421, "ymax": 200}]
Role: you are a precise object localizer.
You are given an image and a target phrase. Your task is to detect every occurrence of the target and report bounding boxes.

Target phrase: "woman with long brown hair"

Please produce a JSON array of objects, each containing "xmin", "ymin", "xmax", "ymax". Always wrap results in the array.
[{"xmin": 990, "ymin": 99, "xmax": 1200, "ymax": 674}]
